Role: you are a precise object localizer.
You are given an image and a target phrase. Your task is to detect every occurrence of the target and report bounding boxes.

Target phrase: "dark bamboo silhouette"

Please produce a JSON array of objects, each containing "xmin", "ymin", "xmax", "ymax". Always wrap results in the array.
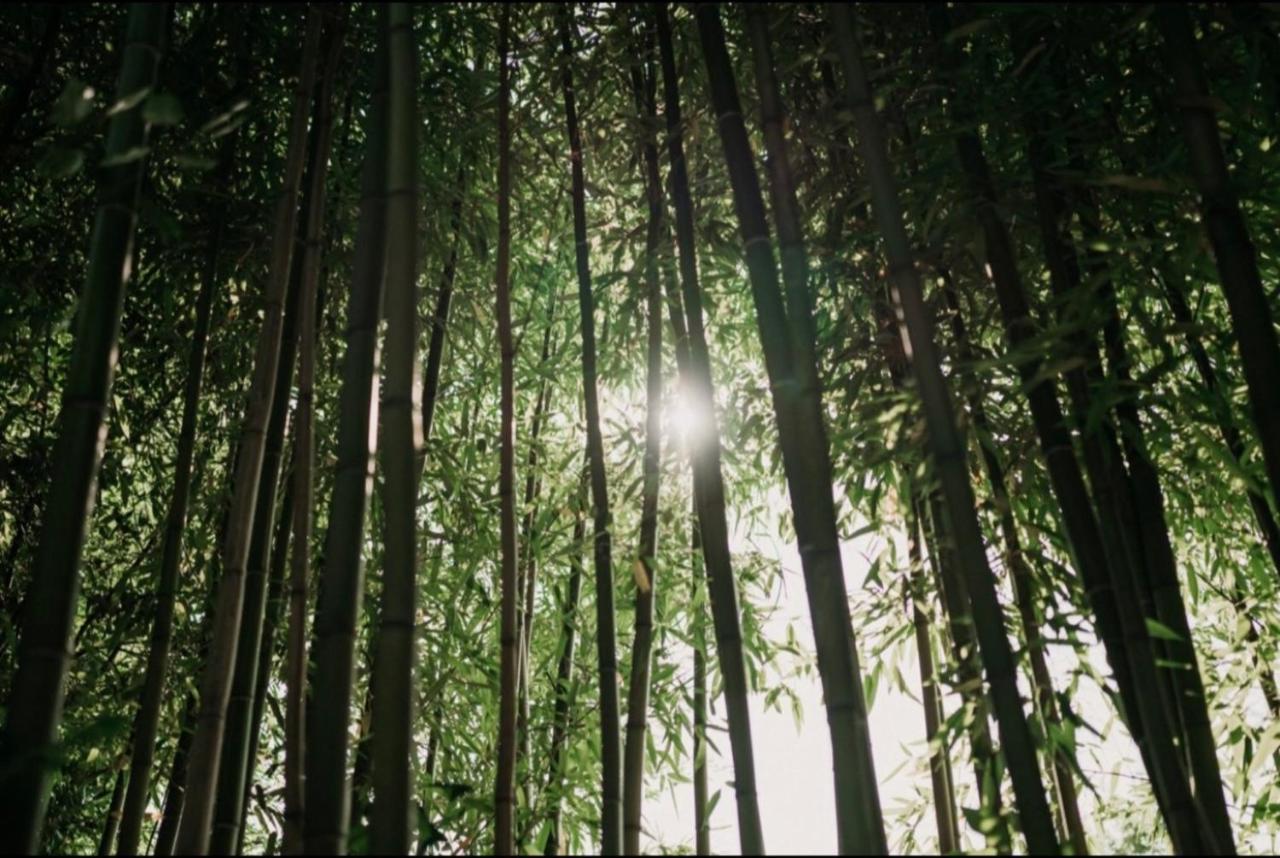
[
  {"xmin": 303, "ymin": 15, "xmax": 390, "ymax": 853},
  {"xmin": 559, "ymin": 6, "xmax": 624, "ymax": 853},
  {"xmin": 495, "ymin": 4, "xmax": 520, "ymax": 852},
  {"xmin": 370, "ymin": 4, "xmax": 422, "ymax": 852},
  {"xmin": 622, "ymin": 12, "xmax": 664, "ymax": 852},
  {"xmin": 702, "ymin": 5, "xmax": 893, "ymax": 851},
  {"xmin": 653, "ymin": 6, "xmax": 765, "ymax": 852},
  {"xmin": 827, "ymin": 5, "xmax": 1060, "ymax": 851},
  {"xmin": 154, "ymin": 691, "xmax": 198, "ymax": 857},
  {"xmin": 176, "ymin": 12, "xmax": 322, "ymax": 852},
  {"xmin": 0, "ymin": 6, "xmax": 168, "ymax": 851},
  {"xmin": 1157, "ymin": 4, "xmax": 1280, "ymax": 523},
  {"xmin": 98, "ymin": 764, "xmax": 127, "ymax": 856}
]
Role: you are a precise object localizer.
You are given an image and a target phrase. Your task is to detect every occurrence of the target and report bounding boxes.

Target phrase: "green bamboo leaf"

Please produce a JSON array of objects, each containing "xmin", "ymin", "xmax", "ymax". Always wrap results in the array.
[
  {"xmin": 52, "ymin": 78, "xmax": 96, "ymax": 126},
  {"xmin": 142, "ymin": 92, "xmax": 184, "ymax": 126},
  {"xmin": 1145, "ymin": 618, "xmax": 1184, "ymax": 643},
  {"xmin": 100, "ymin": 146, "xmax": 150, "ymax": 168},
  {"xmin": 37, "ymin": 146, "xmax": 84, "ymax": 178}
]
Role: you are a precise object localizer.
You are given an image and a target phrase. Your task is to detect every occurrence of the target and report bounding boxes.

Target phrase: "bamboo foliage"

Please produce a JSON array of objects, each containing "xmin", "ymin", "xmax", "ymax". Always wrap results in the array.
[{"xmin": 8, "ymin": 4, "xmax": 1280, "ymax": 856}]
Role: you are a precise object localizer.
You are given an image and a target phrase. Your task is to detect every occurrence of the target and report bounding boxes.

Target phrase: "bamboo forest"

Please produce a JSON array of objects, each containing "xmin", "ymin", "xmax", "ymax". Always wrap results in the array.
[{"xmin": 9, "ymin": 2, "xmax": 1280, "ymax": 855}]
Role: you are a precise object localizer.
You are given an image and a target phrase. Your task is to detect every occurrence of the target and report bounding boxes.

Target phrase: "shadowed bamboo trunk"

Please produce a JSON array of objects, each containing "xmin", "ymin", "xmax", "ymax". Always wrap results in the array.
[
  {"xmin": 0, "ymin": 7, "xmax": 168, "ymax": 851},
  {"xmin": 118, "ymin": 119, "xmax": 236, "ymax": 858},
  {"xmin": 495, "ymin": 4, "xmax": 520, "ymax": 853},
  {"xmin": 154, "ymin": 691, "xmax": 198, "ymax": 857},
  {"xmin": 517, "ymin": 278, "xmax": 558, "ymax": 850},
  {"xmin": 905, "ymin": 501, "xmax": 960, "ymax": 854},
  {"xmin": 210, "ymin": 47, "xmax": 333, "ymax": 856},
  {"xmin": 542, "ymin": 465, "xmax": 587, "ymax": 857},
  {"xmin": 921, "ymin": 489, "xmax": 1008, "ymax": 853},
  {"xmin": 370, "ymin": 4, "xmax": 422, "ymax": 852},
  {"xmin": 861, "ymin": 116, "xmax": 1007, "ymax": 849},
  {"xmin": 702, "ymin": 5, "xmax": 892, "ymax": 851},
  {"xmin": 176, "ymin": 12, "xmax": 322, "ymax": 853},
  {"xmin": 622, "ymin": 12, "xmax": 664, "ymax": 852},
  {"xmin": 690, "ymin": 508, "xmax": 710, "ymax": 858},
  {"xmin": 235, "ymin": 447, "xmax": 298, "ymax": 855},
  {"xmin": 282, "ymin": 15, "xmax": 345, "ymax": 852},
  {"xmin": 303, "ymin": 14, "xmax": 390, "ymax": 854},
  {"xmin": 653, "ymin": 7, "xmax": 765, "ymax": 852},
  {"xmin": 826, "ymin": 5, "xmax": 1059, "ymax": 851},
  {"xmin": 1157, "ymin": 4, "xmax": 1280, "ymax": 526},
  {"xmin": 559, "ymin": 6, "xmax": 623, "ymax": 852},
  {"xmin": 934, "ymin": 270, "xmax": 1088, "ymax": 854},
  {"xmin": 98, "ymin": 763, "xmax": 127, "ymax": 856}
]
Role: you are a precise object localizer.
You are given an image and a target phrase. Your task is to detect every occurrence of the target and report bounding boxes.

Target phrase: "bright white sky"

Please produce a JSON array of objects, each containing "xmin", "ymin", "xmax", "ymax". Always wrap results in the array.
[{"xmin": 640, "ymin": 506, "xmax": 931, "ymax": 855}]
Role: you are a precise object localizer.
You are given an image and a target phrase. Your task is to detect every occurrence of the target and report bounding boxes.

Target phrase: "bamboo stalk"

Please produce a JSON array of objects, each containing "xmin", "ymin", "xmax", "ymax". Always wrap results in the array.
[
  {"xmin": 175, "ymin": 12, "xmax": 322, "ymax": 852},
  {"xmin": 558, "ymin": 6, "xmax": 624, "ymax": 852},
  {"xmin": 495, "ymin": 3, "xmax": 520, "ymax": 852},
  {"xmin": 542, "ymin": 464, "xmax": 588, "ymax": 857},
  {"xmin": 0, "ymin": 7, "xmax": 168, "ymax": 851},
  {"xmin": 906, "ymin": 501, "xmax": 960, "ymax": 854},
  {"xmin": 622, "ymin": 11, "xmax": 664, "ymax": 852},
  {"xmin": 827, "ymin": 5, "xmax": 1060, "ymax": 851},
  {"xmin": 369, "ymin": 4, "xmax": 422, "ymax": 852},
  {"xmin": 703, "ymin": 5, "xmax": 896, "ymax": 851},
  {"xmin": 303, "ymin": 12, "xmax": 390, "ymax": 852},
  {"xmin": 653, "ymin": 6, "xmax": 766, "ymax": 852}
]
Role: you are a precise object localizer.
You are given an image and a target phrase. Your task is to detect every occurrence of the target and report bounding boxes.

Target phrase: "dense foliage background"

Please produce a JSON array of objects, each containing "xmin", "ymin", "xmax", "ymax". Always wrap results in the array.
[{"xmin": 2, "ymin": 2, "xmax": 1280, "ymax": 855}]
